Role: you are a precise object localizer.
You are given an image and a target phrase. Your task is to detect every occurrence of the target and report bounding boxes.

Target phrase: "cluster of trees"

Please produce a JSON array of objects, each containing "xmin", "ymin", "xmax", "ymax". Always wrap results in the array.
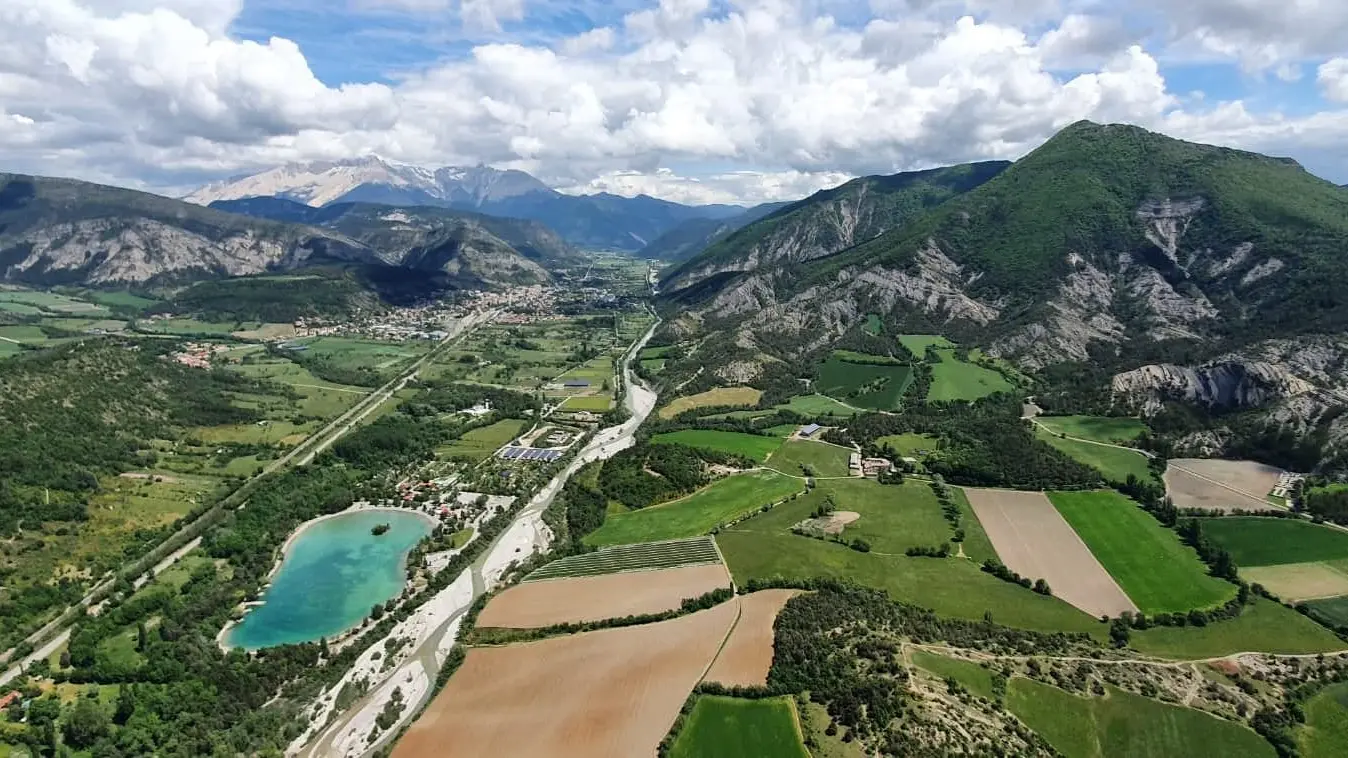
[
  {"xmin": 597, "ymin": 443, "xmax": 709, "ymax": 509},
  {"xmin": 269, "ymin": 345, "xmax": 389, "ymax": 388},
  {"xmin": 979, "ymin": 559, "xmax": 1051, "ymax": 596},
  {"xmin": 469, "ymin": 588, "xmax": 734, "ymax": 646},
  {"xmin": 166, "ymin": 273, "xmax": 374, "ymax": 323},
  {"xmin": 1304, "ymin": 486, "xmax": 1348, "ymax": 526}
]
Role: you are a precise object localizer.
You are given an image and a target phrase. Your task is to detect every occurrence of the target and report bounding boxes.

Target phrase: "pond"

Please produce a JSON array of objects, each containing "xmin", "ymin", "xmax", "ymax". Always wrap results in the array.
[{"xmin": 224, "ymin": 509, "xmax": 433, "ymax": 650}]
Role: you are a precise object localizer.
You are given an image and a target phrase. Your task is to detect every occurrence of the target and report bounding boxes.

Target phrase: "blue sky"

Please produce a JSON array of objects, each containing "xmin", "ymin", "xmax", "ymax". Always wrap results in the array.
[{"xmin": 2, "ymin": 0, "xmax": 1346, "ymax": 203}]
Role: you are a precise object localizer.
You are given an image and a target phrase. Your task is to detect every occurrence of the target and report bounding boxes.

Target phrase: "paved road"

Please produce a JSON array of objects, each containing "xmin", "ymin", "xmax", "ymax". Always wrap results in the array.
[{"xmin": 299, "ymin": 316, "xmax": 660, "ymax": 758}]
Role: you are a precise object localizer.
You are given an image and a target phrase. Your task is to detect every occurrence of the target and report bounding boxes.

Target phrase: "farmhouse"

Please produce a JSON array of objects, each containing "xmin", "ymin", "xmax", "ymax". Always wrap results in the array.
[
  {"xmin": 460, "ymin": 400, "xmax": 493, "ymax": 417},
  {"xmin": 862, "ymin": 457, "xmax": 893, "ymax": 476},
  {"xmin": 563, "ymin": 379, "xmax": 592, "ymax": 389},
  {"xmin": 799, "ymin": 423, "xmax": 822, "ymax": 438}
]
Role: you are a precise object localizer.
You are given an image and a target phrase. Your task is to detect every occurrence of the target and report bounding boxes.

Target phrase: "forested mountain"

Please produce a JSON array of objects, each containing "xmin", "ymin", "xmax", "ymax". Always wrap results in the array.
[
  {"xmin": 0, "ymin": 174, "xmax": 558, "ymax": 289},
  {"xmin": 637, "ymin": 201, "xmax": 791, "ymax": 261},
  {"xmin": 656, "ymin": 121, "xmax": 1348, "ymax": 469},
  {"xmin": 186, "ymin": 157, "xmax": 742, "ymax": 252}
]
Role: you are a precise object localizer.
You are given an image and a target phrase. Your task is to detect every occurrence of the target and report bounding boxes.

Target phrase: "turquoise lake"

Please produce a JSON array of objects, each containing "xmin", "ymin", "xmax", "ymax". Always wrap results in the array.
[{"xmin": 226, "ymin": 510, "xmax": 433, "ymax": 649}]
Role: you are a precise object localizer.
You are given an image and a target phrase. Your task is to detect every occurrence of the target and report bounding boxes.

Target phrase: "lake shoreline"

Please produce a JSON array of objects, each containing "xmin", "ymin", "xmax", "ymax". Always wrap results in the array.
[{"xmin": 218, "ymin": 506, "xmax": 437, "ymax": 651}]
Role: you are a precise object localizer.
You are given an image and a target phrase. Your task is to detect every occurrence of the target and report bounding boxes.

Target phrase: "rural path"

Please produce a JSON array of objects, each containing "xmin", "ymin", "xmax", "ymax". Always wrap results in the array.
[
  {"xmin": 299, "ymin": 315, "xmax": 663, "ymax": 758},
  {"xmin": 1027, "ymin": 416, "xmax": 1157, "ymax": 459},
  {"xmin": 903, "ymin": 641, "xmax": 1348, "ymax": 669}
]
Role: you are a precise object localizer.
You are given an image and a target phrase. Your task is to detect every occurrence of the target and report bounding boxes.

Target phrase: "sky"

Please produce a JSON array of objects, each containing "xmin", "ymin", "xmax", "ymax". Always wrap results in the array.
[{"xmin": 2, "ymin": 0, "xmax": 1348, "ymax": 205}]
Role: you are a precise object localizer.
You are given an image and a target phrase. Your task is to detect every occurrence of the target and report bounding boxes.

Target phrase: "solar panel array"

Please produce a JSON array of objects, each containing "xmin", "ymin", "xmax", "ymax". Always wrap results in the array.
[{"xmin": 498, "ymin": 446, "xmax": 563, "ymax": 462}]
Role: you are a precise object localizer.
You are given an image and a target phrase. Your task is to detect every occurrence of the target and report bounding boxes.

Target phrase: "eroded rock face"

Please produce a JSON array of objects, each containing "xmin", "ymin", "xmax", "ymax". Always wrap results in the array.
[
  {"xmin": 1136, "ymin": 197, "xmax": 1206, "ymax": 266},
  {"xmin": 1111, "ymin": 361, "xmax": 1315, "ymax": 413}
]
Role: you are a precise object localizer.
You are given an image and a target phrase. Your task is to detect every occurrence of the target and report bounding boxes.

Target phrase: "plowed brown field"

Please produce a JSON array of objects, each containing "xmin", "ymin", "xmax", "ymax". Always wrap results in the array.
[
  {"xmin": 475, "ymin": 562, "xmax": 732, "ymax": 628},
  {"xmin": 965, "ymin": 488, "xmax": 1137, "ymax": 618},
  {"xmin": 704, "ymin": 589, "xmax": 800, "ymax": 686},
  {"xmin": 1164, "ymin": 459, "xmax": 1283, "ymax": 512},
  {"xmin": 392, "ymin": 600, "xmax": 738, "ymax": 758}
]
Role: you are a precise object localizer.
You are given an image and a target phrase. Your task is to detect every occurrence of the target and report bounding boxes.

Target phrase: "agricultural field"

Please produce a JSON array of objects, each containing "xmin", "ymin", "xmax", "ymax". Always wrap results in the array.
[
  {"xmin": 926, "ymin": 348, "xmax": 1014, "ymax": 402},
  {"xmin": 139, "ymin": 317, "xmax": 258, "ymax": 335},
  {"xmin": 705, "ymin": 590, "xmax": 801, "ymax": 687},
  {"xmin": 659, "ymin": 387, "xmax": 763, "ymax": 419},
  {"xmin": 817, "ymin": 479, "xmax": 951, "ymax": 553},
  {"xmin": 476, "ymin": 563, "xmax": 731, "ymax": 628},
  {"xmin": 427, "ymin": 314, "xmax": 631, "ymax": 390},
  {"xmin": 815, "ymin": 352, "xmax": 914, "ymax": 411},
  {"xmin": 950, "ymin": 487, "xmax": 998, "ymax": 563},
  {"xmin": 292, "ymin": 335, "xmax": 427, "ymax": 375},
  {"xmin": 0, "ymin": 325, "xmax": 50, "ymax": 344},
  {"xmin": 0, "ymin": 340, "xmax": 24, "ymax": 359},
  {"xmin": 1164, "ymin": 459, "xmax": 1285, "ymax": 512},
  {"xmin": 1198, "ymin": 518, "xmax": 1348, "ymax": 566},
  {"xmin": 83, "ymin": 290, "xmax": 160, "ymax": 310},
  {"xmin": 898, "ymin": 334, "xmax": 954, "ymax": 354},
  {"xmin": 1036, "ymin": 427, "xmax": 1157, "ymax": 484},
  {"xmin": 669, "ymin": 696, "xmax": 809, "ymax": 758},
  {"xmin": 651, "ymin": 429, "xmax": 784, "ymax": 462},
  {"xmin": 964, "ymin": 488, "xmax": 1137, "ymax": 619},
  {"xmin": 1048, "ymin": 491, "xmax": 1235, "ymax": 614},
  {"xmin": 910, "ymin": 650, "xmax": 1000, "ymax": 700},
  {"xmin": 773, "ymin": 394, "xmax": 856, "ymax": 417},
  {"xmin": 437, "ymin": 419, "xmax": 530, "ymax": 461},
  {"xmin": 560, "ymin": 394, "xmax": 613, "ymax": 411},
  {"xmin": 766, "ymin": 439, "xmax": 852, "ymax": 478},
  {"xmin": 1304, "ymin": 596, "xmax": 1348, "ymax": 629},
  {"xmin": 526, "ymin": 537, "xmax": 721, "ymax": 580},
  {"xmin": 0, "ymin": 289, "xmax": 109, "ymax": 314},
  {"xmin": 1300, "ymin": 682, "xmax": 1348, "ymax": 758},
  {"xmin": 586, "ymin": 470, "xmax": 802, "ymax": 546},
  {"xmin": 1035, "ymin": 415, "xmax": 1147, "ymax": 443},
  {"xmin": 1130, "ymin": 597, "xmax": 1346, "ymax": 658},
  {"xmin": 393, "ymin": 602, "xmax": 738, "ymax": 758},
  {"xmin": 1007, "ymin": 678, "xmax": 1275, "ymax": 758},
  {"xmin": 876, "ymin": 432, "xmax": 938, "ymax": 457},
  {"xmin": 1241, "ymin": 562, "xmax": 1348, "ymax": 602}
]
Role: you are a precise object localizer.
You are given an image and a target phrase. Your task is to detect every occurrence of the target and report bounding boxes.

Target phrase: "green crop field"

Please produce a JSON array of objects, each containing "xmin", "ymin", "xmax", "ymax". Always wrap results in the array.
[
  {"xmin": 437, "ymin": 418, "xmax": 530, "ymax": 461},
  {"xmin": 767, "ymin": 439, "xmax": 852, "ymax": 478},
  {"xmin": 141, "ymin": 317, "xmax": 254, "ymax": 335},
  {"xmin": 1008, "ymin": 678, "xmax": 1274, "ymax": 758},
  {"xmin": 1199, "ymin": 518, "xmax": 1348, "ymax": 567},
  {"xmin": 670, "ymin": 696, "xmax": 809, "ymax": 758},
  {"xmin": 815, "ymin": 479, "xmax": 952, "ymax": 553},
  {"xmin": 926, "ymin": 349, "xmax": 1013, "ymax": 402},
  {"xmin": 651, "ymin": 429, "xmax": 784, "ymax": 462},
  {"xmin": 526, "ymin": 537, "xmax": 722, "ymax": 580},
  {"xmin": 659, "ymin": 387, "xmax": 763, "ymax": 419},
  {"xmin": 586, "ymin": 470, "xmax": 802, "ymax": 546},
  {"xmin": 1035, "ymin": 428, "xmax": 1156, "ymax": 484},
  {"xmin": 876, "ymin": 432, "xmax": 938, "ymax": 456},
  {"xmin": 0, "ymin": 325, "xmax": 49, "ymax": 344},
  {"xmin": 1130, "ymin": 597, "xmax": 1346, "ymax": 658},
  {"xmin": 774, "ymin": 394, "xmax": 856, "ymax": 417},
  {"xmin": 1304, "ymin": 596, "xmax": 1348, "ymax": 629},
  {"xmin": 0, "ymin": 341, "xmax": 24, "ymax": 359},
  {"xmin": 951, "ymin": 487, "xmax": 998, "ymax": 563},
  {"xmin": 641, "ymin": 345, "xmax": 673, "ymax": 359},
  {"xmin": 84, "ymin": 291, "xmax": 160, "ymax": 310},
  {"xmin": 561, "ymin": 395, "xmax": 613, "ymax": 411},
  {"xmin": 1300, "ymin": 681, "xmax": 1348, "ymax": 758},
  {"xmin": 911, "ymin": 650, "xmax": 999, "ymax": 700},
  {"xmin": 1035, "ymin": 415, "xmax": 1147, "ymax": 443},
  {"xmin": 815, "ymin": 353, "xmax": 914, "ymax": 410},
  {"xmin": 1048, "ymin": 491, "xmax": 1234, "ymax": 614},
  {"xmin": 899, "ymin": 334, "xmax": 954, "ymax": 354}
]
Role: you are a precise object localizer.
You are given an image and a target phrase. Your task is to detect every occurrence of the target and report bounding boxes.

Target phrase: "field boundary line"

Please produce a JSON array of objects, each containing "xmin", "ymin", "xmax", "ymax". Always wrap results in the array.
[
  {"xmin": 1167, "ymin": 463, "xmax": 1288, "ymax": 511},
  {"xmin": 695, "ymin": 596, "xmax": 744, "ymax": 686}
]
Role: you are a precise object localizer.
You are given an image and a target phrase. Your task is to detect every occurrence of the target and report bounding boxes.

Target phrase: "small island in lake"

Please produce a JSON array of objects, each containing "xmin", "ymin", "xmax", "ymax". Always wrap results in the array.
[{"xmin": 371, "ymin": 522, "xmax": 391, "ymax": 536}]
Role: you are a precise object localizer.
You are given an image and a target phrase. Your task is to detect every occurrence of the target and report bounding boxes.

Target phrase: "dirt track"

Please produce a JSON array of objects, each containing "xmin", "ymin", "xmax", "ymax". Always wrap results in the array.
[
  {"xmin": 965, "ymin": 489, "xmax": 1137, "ymax": 619},
  {"xmin": 475, "ymin": 563, "xmax": 732, "ymax": 628},
  {"xmin": 705, "ymin": 589, "xmax": 800, "ymax": 687},
  {"xmin": 392, "ymin": 600, "xmax": 737, "ymax": 758}
]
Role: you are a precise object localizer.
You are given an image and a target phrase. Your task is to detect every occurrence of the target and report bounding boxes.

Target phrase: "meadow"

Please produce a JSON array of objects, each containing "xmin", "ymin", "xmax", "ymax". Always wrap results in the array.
[
  {"xmin": 437, "ymin": 418, "xmax": 530, "ymax": 461},
  {"xmin": 669, "ymin": 696, "xmax": 809, "ymax": 758},
  {"xmin": 651, "ymin": 429, "xmax": 784, "ymax": 462},
  {"xmin": 561, "ymin": 395, "xmax": 613, "ymax": 411},
  {"xmin": 773, "ymin": 394, "xmax": 857, "ymax": 417},
  {"xmin": 1130, "ymin": 597, "xmax": 1346, "ymax": 657},
  {"xmin": 1299, "ymin": 681, "xmax": 1348, "ymax": 758},
  {"xmin": 1198, "ymin": 517, "xmax": 1348, "ymax": 567},
  {"xmin": 815, "ymin": 352, "xmax": 914, "ymax": 410},
  {"xmin": 1048, "ymin": 491, "xmax": 1235, "ymax": 614},
  {"xmin": 876, "ymin": 432, "xmax": 938, "ymax": 456},
  {"xmin": 767, "ymin": 439, "xmax": 853, "ymax": 478},
  {"xmin": 1035, "ymin": 415, "xmax": 1147, "ymax": 443},
  {"xmin": 1035, "ymin": 427, "xmax": 1157, "ymax": 484},
  {"xmin": 659, "ymin": 387, "xmax": 763, "ymax": 419},
  {"xmin": 910, "ymin": 650, "xmax": 999, "ymax": 700},
  {"xmin": 1305, "ymin": 596, "xmax": 1348, "ymax": 629},
  {"xmin": 898, "ymin": 334, "xmax": 955, "ymax": 354},
  {"xmin": 586, "ymin": 470, "xmax": 802, "ymax": 546},
  {"xmin": 1007, "ymin": 678, "xmax": 1275, "ymax": 758},
  {"xmin": 926, "ymin": 348, "xmax": 1014, "ymax": 402}
]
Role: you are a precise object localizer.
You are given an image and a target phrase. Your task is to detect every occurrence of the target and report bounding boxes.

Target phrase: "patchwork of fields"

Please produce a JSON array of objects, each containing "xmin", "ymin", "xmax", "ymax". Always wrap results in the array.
[{"xmin": 1200, "ymin": 517, "xmax": 1348, "ymax": 621}]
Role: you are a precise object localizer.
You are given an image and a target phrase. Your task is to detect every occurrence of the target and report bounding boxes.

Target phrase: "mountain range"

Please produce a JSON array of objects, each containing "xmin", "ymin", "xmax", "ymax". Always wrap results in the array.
[
  {"xmin": 185, "ymin": 156, "xmax": 743, "ymax": 253},
  {"xmin": 658, "ymin": 121, "xmax": 1348, "ymax": 468}
]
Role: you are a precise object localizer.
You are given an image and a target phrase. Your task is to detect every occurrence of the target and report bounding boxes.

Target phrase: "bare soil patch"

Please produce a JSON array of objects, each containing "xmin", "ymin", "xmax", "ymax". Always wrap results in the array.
[
  {"xmin": 1241, "ymin": 562, "xmax": 1348, "ymax": 602},
  {"xmin": 393, "ymin": 601, "xmax": 738, "ymax": 758},
  {"xmin": 705, "ymin": 589, "xmax": 801, "ymax": 687},
  {"xmin": 965, "ymin": 488, "xmax": 1138, "ymax": 619},
  {"xmin": 476, "ymin": 563, "xmax": 732, "ymax": 628},
  {"xmin": 794, "ymin": 511, "xmax": 860, "ymax": 536},
  {"xmin": 1164, "ymin": 459, "xmax": 1283, "ymax": 512}
]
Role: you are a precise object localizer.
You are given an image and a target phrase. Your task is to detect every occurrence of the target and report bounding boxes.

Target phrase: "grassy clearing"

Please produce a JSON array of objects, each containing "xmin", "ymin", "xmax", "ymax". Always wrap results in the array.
[
  {"xmin": 815, "ymin": 353, "xmax": 913, "ymax": 411},
  {"xmin": 927, "ymin": 349, "xmax": 1013, "ymax": 402},
  {"xmin": 774, "ymin": 394, "xmax": 857, "ymax": 417},
  {"xmin": 820, "ymin": 479, "xmax": 952, "ymax": 553},
  {"xmin": 1240, "ymin": 562, "xmax": 1348, "ymax": 602},
  {"xmin": 641, "ymin": 345, "xmax": 673, "ymax": 359},
  {"xmin": 863, "ymin": 314, "xmax": 883, "ymax": 335},
  {"xmin": 660, "ymin": 387, "xmax": 764, "ymax": 419},
  {"xmin": 1305, "ymin": 596, "xmax": 1348, "ymax": 629},
  {"xmin": 651, "ymin": 429, "xmax": 784, "ymax": 462},
  {"xmin": 670, "ymin": 696, "xmax": 809, "ymax": 758},
  {"xmin": 801, "ymin": 701, "xmax": 868, "ymax": 758},
  {"xmin": 85, "ymin": 291, "xmax": 159, "ymax": 310},
  {"xmin": 437, "ymin": 418, "xmax": 530, "ymax": 461},
  {"xmin": 950, "ymin": 487, "xmax": 998, "ymax": 563},
  {"xmin": 141, "ymin": 317, "xmax": 254, "ymax": 335},
  {"xmin": 1300, "ymin": 681, "xmax": 1348, "ymax": 758},
  {"xmin": 898, "ymin": 334, "xmax": 954, "ymax": 353},
  {"xmin": 586, "ymin": 470, "xmax": 802, "ymax": 547},
  {"xmin": 767, "ymin": 439, "xmax": 852, "ymax": 478},
  {"xmin": 1048, "ymin": 491, "xmax": 1235, "ymax": 614},
  {"xmin": 876, "ymin": 432, "xmax": 938, "ymax": 457},
  {"xmin": 1008, "ymin": 678, "xmax": 1274, "ymax": 758},
  {"xmin": 1035, "ymin": 415, "xmax": 1147, "ymax": 443},
  {"xmin": 527, "ymin": 537, "xmax": 721, "ymax": 580},
  {"xmin": 1035, "ymin": 427, "xmax": 1157, "ymax": 484},
  {"xmin": 911, "ymin": 650, "xmax": 998, "ymax": 700},
  {"xmin": 1130, "ymin": 597, "xmax": 1346, "ymax": 657},
  {"xmin": 1198, "ymin": 518, "xmax": 1348, "ymax": 567},
  {"xmin": 0, "ymin": 325, "xmax": 51, "ymax": 344}
]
